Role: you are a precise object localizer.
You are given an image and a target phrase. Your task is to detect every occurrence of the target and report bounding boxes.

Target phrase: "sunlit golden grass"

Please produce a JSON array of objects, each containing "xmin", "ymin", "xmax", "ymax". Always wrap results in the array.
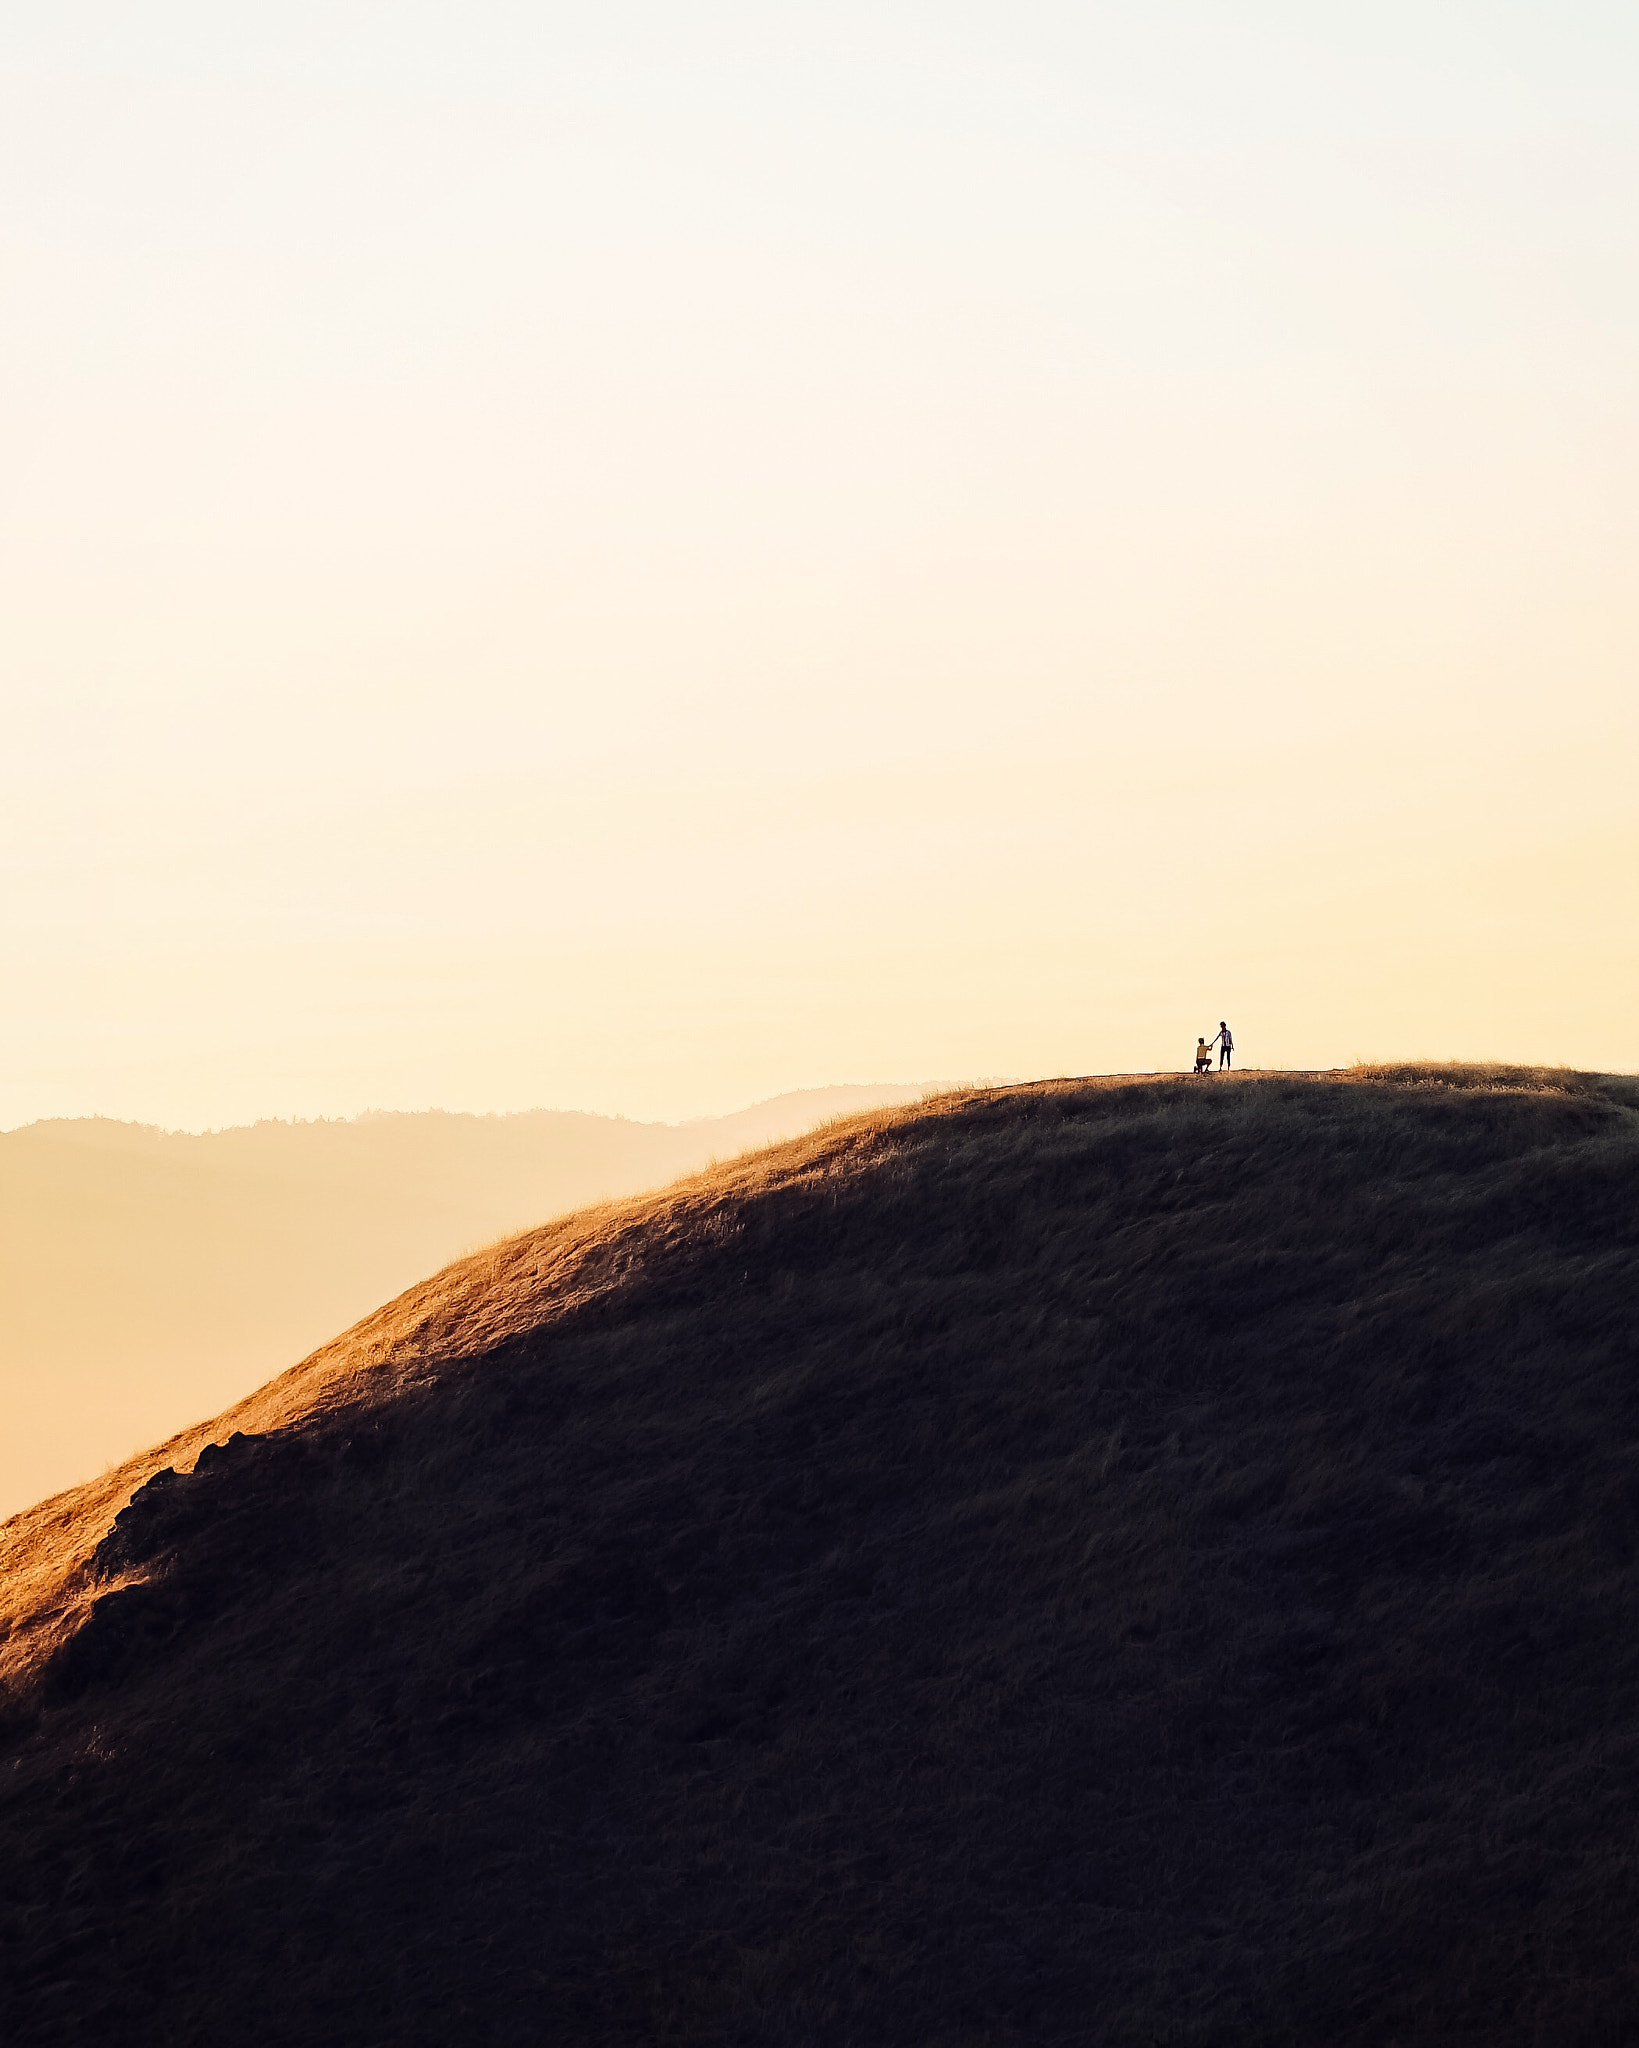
[
  {"xmin": 0, "ymin": 1085, "xmax": 929, "ymax": 1521},
  {"xmin": 0, "ymin": 1096, "xmax": 935, "ymax": 1699}
]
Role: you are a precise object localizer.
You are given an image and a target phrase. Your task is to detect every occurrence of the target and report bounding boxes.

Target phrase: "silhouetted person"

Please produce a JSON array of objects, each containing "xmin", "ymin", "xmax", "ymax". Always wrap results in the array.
[
  {"xmin": 1215, "ymin": 1021, "xmax": 1233, "ymax": 1070},
  {"xmin": 1194, "ymin": 1037, "xmax": 1212, "ymax": 1075}
]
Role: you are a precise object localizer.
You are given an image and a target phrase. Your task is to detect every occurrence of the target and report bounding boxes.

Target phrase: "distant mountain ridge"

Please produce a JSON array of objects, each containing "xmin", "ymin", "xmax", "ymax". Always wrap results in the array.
[{"xmin": 0, "ymin": 1085, "xmax": 925, "ymax": 1519}]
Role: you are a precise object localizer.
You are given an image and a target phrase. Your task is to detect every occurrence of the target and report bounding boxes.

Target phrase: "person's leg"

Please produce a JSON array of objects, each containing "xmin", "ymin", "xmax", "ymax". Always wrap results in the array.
[{"xmin": 1220, "ymin": 1045, "xmax": 1230, "ymax": 1069}]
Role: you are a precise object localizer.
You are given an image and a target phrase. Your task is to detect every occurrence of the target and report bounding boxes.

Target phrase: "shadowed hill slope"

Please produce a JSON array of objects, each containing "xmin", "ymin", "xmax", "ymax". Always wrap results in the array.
[{"xmin": 3, "ymin": 1066, "xmax": 1639, "ymax": 2046}]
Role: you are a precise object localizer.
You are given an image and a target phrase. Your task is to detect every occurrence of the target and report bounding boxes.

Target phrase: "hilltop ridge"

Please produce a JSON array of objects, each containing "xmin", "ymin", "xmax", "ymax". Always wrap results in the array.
[{"xmin": 4, "ymin": 1065, "xmax": 1639, "ymax": 2046}]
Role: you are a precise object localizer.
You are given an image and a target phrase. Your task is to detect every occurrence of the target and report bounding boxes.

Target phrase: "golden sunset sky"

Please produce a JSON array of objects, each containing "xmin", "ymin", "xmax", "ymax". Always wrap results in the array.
[{"xmin": 4, "ymin": 2, "xmax": 1635, "ymax": 1128}]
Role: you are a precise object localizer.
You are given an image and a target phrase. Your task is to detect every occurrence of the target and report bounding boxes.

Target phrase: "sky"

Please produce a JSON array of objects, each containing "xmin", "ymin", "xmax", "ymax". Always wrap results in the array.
[{"xmin": 3, "ymin": 0, "xmax": 1636, "ymax": 1129}]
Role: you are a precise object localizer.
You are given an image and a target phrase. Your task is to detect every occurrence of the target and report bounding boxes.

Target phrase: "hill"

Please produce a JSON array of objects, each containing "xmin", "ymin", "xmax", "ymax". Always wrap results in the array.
[
  {"xmin": 0, "ymin": 1084, "xmax": 925, "ymax": 1519},
  {"xmin": 3, "ymin": 1065, "xmax": 1639, "ymax": 2046}
]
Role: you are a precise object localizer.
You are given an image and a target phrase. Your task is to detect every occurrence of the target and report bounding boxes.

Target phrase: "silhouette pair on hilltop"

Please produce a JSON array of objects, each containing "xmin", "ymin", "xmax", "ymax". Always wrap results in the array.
[{"xmin": 1193, "ymin": 1022, "xmax": 1233, "ymax": 1075}]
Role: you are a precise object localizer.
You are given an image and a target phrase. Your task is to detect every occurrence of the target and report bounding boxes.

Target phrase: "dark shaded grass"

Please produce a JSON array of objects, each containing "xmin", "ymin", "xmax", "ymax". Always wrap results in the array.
[{"xmin": 4, "ymin": 1069, "xmax": 1639, "ymax": 2045}]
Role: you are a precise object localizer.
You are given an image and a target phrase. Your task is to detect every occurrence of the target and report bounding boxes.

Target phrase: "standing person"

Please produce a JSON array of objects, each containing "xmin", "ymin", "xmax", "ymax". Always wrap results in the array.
[{"xmin": 1215, "ymin": 1021, "xmax": 1234, "ymax": 1070}]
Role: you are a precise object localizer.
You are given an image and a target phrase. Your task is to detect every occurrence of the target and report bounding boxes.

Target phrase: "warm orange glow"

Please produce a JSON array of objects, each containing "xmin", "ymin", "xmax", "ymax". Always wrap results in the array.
[{"xmin": 4, "ymin": 8, "xmax": 1636, "ymax": 1137}]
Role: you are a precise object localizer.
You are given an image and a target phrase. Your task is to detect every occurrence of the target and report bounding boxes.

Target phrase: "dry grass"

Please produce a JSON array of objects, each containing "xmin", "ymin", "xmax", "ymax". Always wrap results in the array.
[
  {"xmin": 3, "ymin": 1065, "xmax": 1639, "ymax": 2045},
  {"xmin": 0, "ymin": 1085, "xmax": 929, "ymax": 1520},
  {"xmin": 0, "ymin": 1100, "xmax": 941, "ymax": 1705}
]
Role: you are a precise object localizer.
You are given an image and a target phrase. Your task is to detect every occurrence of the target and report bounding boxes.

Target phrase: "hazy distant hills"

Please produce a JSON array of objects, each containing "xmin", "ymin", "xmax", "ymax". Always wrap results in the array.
[
  {"xmin": 4, "ymin": 1066, "xmax": 1639, "ymax": 2044},
  {"xmin": 0, "ymin": 1085, "xmax": 923, "ymax": 1521}
]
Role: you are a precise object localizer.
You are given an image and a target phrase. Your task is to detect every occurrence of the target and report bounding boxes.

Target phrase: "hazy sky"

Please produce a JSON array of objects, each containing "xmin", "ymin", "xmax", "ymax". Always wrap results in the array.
[{"xmin": 4, "ymin": 1, "xmax": 1636, "ymax": 1128}]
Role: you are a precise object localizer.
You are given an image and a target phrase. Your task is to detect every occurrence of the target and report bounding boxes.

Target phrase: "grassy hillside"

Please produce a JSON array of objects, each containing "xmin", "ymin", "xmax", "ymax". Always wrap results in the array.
[
  {"xmin": 0, "ymin": 1084, "xmax": 923, "ymax": 1519},
  {"xmin": 3, "ymin": 1065, "xmax": 1638, "ymax": 2046}
]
